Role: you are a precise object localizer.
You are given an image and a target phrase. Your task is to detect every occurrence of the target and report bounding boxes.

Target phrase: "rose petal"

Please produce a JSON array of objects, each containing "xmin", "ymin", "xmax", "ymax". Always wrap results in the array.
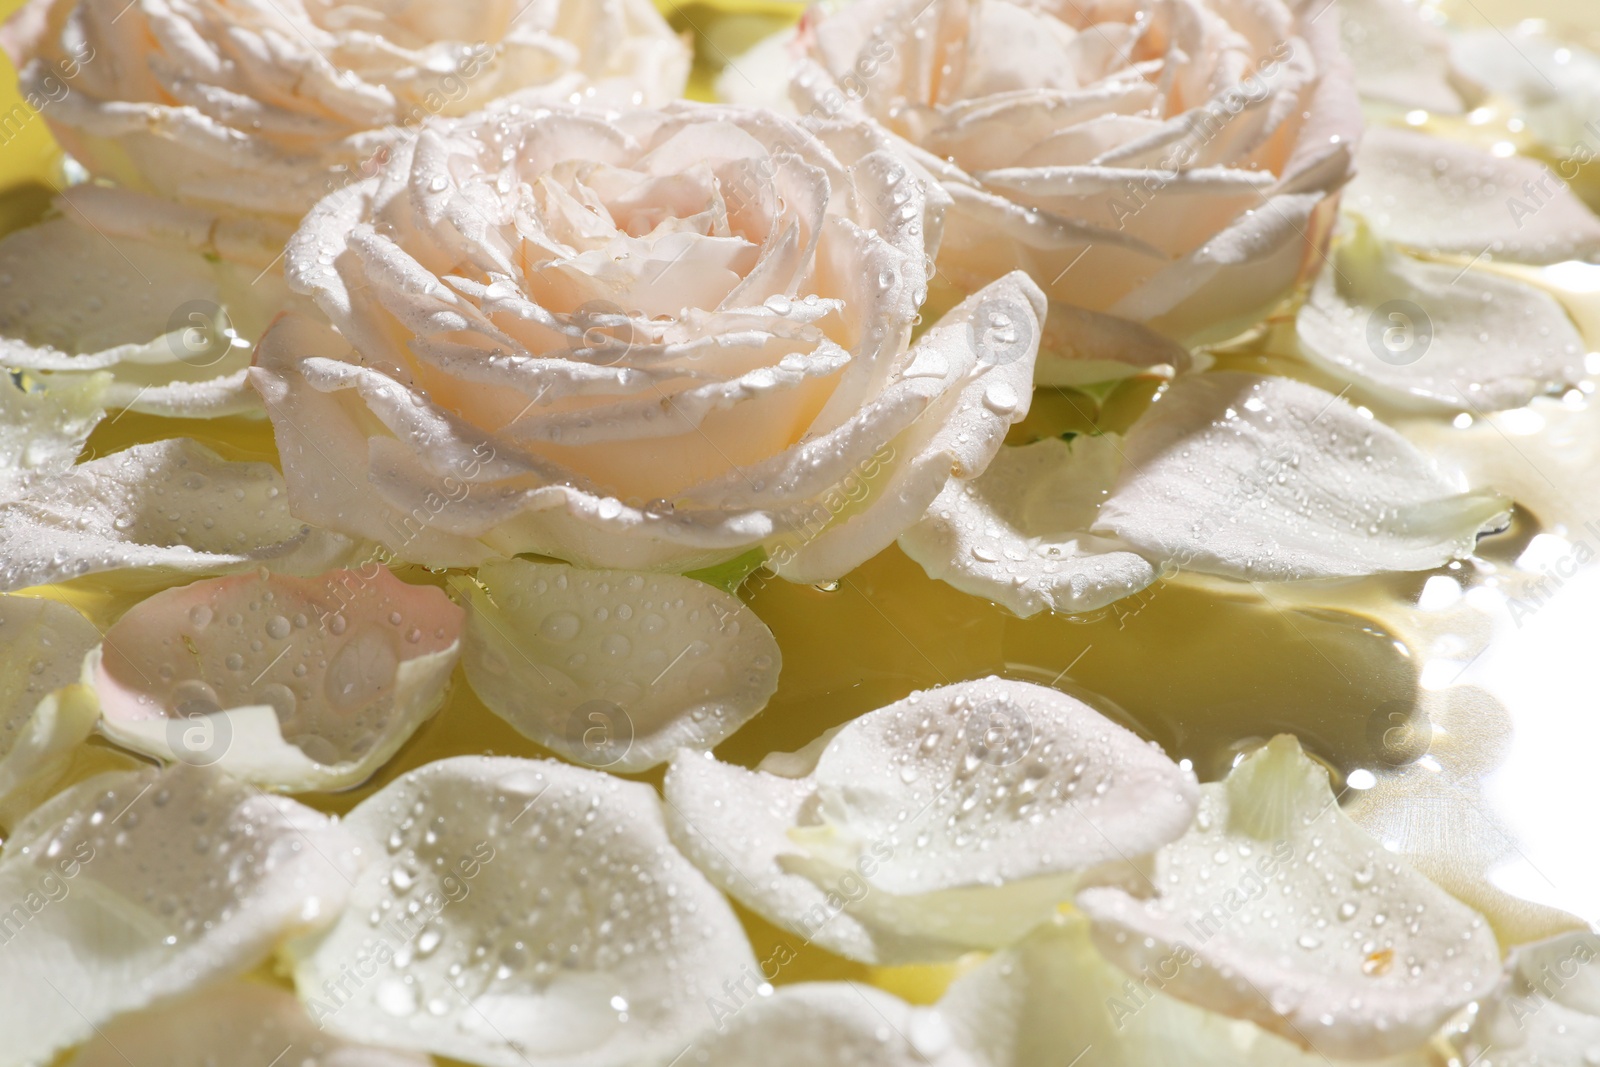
[
  {"xmin": 693, "ymin": 983, "xmax": 977, "ymax": 1067},
  {"xmin": 0, "ymin": 372, "xmax": 107, "ymax": 493},
  {"xmin": 63, "ymin": 978, "xmax": 432, "ymax": 1067},
  {"xmin": 0, "ymin": 438, "xmax": 354, "ymax": 592},
  {"xmin": 1337, "ymin": 0, "xmax": 1470, "ymax": 113},
  {"xmin": 1110, "ymin": 191, "xmax": 1330, "ymax": 343},
  {"xmin": 288, "ymin": 755, "xmax": 756, "ymax": 1067},
  {"xmin": 1077, "ymin": 735, "xmax": 1501, "ymax": 1059},
  {"xmin": 1344, "ymin": 126, "xmax": 1600, "ymax": 265},
  {"xmin": 899, "ymin": 437, "xmax": 1158, "ymax": 617},
  {"xmin": 92, "ymin": 567, "xmax": 462, "ymax": 791},
  {"xmin": 938, "ymin": 911, "xmax": 1435, "ymax": 1067},
  {"xmin": 0, "ymin": 190, "xmax": 289, "ymax": 419},
  {"xmin": 0, "ymin": 595, "xmax": 103, "ymax": 810},
  {"xmin": 1095, "ymin": 372, "xmax": 1511, "ymax": 581},
  {"xmin": 1034, "ymin": 303, "xmax": 1192, "ymax": 387},
  {"xmin": 460, "ymin": 559, "xmax": 780, "ymax": 773},
  {"xmin": 773, "ymin": 272, "xmax": 1046, "ymax": 583},
  {"xmin": 1297, "ymin": 218, "xmax": 1587, "ymax": 411},
  {"xmin": 664, "ymin": 676, "xmax": 1198, "ymax": 963},
  {"xmin": 1464, "ymin": 931, "xmax": 1600, "ymax": 1066},
  {"xmin": 0, "ymin": 763, "xmax": 359, "ymax": 1066},
  {"xmin": 1452, "ymin": 26, "xmax": 1600, "ymax": 150}
]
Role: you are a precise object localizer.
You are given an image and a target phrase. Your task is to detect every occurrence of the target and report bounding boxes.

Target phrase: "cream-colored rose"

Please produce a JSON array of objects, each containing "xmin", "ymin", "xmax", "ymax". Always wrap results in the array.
[
  {"xmin": 251, "ymin": 103, "xmax": 1045, "ymax": 578},
  {"xmin": 1, "ymin": 0, "xmax": 690, "ymax": 219},
  {"xmin": 783, "ymin": 0, "xmax": 1362, "ymax": 342}
]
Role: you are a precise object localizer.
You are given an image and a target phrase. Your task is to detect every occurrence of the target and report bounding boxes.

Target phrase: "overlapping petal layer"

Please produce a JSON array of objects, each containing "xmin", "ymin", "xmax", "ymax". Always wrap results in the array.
[
  {"xmin": 1077, "ymin": 735, "xmax": 1501, "ymax": 1059},
  {"xmin": 665, "ymin": 676, "xmax": 1197, "ymax": 962},
  {"xmin": 0, "ymin": 763, "xmax": 360, "ymax": 1067},
  {"xmin": 0, "ymin": 438, "xmax": 353, "ymax": 591}
]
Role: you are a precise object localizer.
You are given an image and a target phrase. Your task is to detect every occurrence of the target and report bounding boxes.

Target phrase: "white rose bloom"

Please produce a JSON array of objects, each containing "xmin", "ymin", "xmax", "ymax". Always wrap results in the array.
[
  {"xmin": 251, "ymin": 103, "xmax": 1045, "ymax": 577},
  {"xmin": 779, "ymin": 0, "xmax": 1362, "ymax": 342},
  {"xmin": 0, "ymin": 0, "xmax": 687, "ymax": 418},
  {"xmin": 2, "ymin": 0, "xmax": 691, "ymax": 218}
]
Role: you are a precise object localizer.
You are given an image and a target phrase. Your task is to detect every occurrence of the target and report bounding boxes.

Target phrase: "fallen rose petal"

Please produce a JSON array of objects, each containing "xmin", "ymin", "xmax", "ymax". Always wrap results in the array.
[
  {"xmin": 1095, "ymin": 372, "xmax": 1511, "ymax": 581},
  {"xmin": 1463, "ymin": 931, "xmax": 1600, "ymax": 1067},
  {"xmin": 461, "ymin": 558, "xmax": 780, "ymax": 773},
  {"xmin": 289, "ymin": 755, "xmax": 756, "ymax": 1067},
  {"xmin": 939, "ymin": 910, "xmax": 1436, "ymax": 1067},
  {"xmin": 692, "ymin": 983, "xmax": 977, "ymax": 1067},
  {"xmin": 1077, "ymin": 735, "xmax": 1501, "ymax": 1059},
  {"xmin": 1297, "ymin": 218, "xmax": 1588, "ymax": 411},
  {"xmin": 0, "ymin": 763, "xmax": 360, "ymax": 1067},
  {"xmin": 0, "ymin": 438, "xmax": 354, "ymax": 592},
  {"xmin": 665, "ymin": 676, "xmax": 1197, "ymax": 963},
  {"xmin": 63, "ymin": 978, "xmax": 432, "ymax": 1067},
  {"xmin": 91, "ymin": 566, "xmax": 462, "ymax": 791},
  {"xmin": 1337, "ymin": 0, "xmax": 1473, "ymax": 113},
  {"xmin": 0, "ymin": 371, "xmax": 107, "ymax": 493},
  {"xmin": 900, "ymin": 436, "xmax": 1158, "ymax": 617},
  {"xmin": 1345, "ymin": 126, "xmax": 1600, "ymax": 265},
  {"xmin": 0, "ymin": 188, "xmax": 292, "ymax": 419},
  {"xmin": 0, "ymin": 595, "xmax": 103, "ymax": 811}
]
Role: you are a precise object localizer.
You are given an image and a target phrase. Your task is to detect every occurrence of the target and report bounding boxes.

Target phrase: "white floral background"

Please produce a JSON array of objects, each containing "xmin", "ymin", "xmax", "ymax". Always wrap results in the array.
[{"xmin": 0, "ymin": 0, "xmax": 1599, "ymax": 1064}]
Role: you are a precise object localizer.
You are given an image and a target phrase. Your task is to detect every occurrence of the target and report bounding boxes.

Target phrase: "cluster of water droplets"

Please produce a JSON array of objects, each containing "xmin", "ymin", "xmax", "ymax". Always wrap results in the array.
[{"xmin": 328, "ymin": 760, "xmax": 734, "ymax": 1053}]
